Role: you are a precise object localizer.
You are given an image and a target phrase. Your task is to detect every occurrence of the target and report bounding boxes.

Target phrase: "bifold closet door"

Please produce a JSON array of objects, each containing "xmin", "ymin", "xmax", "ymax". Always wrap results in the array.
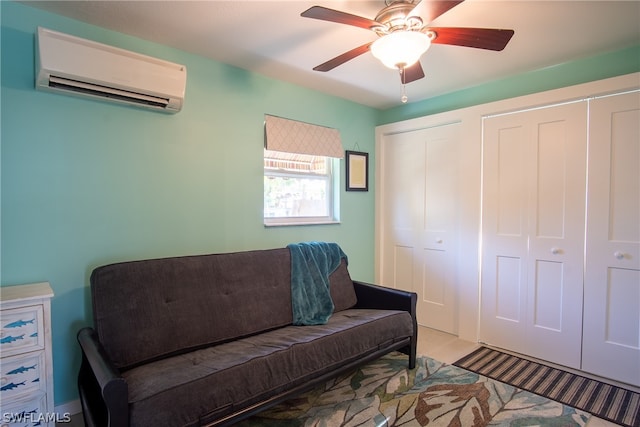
[
  {"xmin": 378, "ymin": 123, "xmax": 460, "ymax": 334},
  {"xmin": 582, "ymin": 91, "xmax": 640, "ymax": 387},
  {"xmin": 480, "ymin": 101, "xmax": 587, "ymax": 369}
]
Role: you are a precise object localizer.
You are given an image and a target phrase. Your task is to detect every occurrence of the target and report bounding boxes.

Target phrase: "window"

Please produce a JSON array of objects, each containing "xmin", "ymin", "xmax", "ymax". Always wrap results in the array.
[
  {"xmin": 264, "ymin": 150, "xmax": 338, "ymax": 225},
  {"xmin": 263, "ymin": 115, "xmax": 343, "ymax": 226}
]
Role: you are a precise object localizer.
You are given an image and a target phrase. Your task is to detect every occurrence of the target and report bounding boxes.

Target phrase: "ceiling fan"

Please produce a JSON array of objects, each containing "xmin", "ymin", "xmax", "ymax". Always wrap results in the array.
[{"xmin": 301, "ymin": 0, "xmax": 514, "ymax": 101}]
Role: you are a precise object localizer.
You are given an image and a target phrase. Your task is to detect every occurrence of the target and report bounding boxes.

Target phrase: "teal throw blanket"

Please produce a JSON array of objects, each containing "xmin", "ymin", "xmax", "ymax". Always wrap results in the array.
[{"xmin": 287, "ymin": 242, "xmax": 348, "ymax": 326}]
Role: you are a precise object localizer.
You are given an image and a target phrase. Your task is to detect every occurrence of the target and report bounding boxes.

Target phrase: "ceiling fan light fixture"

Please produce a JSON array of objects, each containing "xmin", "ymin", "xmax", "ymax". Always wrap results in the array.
[{"xmin": 371, "ymin": 30, "xmax": 431, "ymax": 69}]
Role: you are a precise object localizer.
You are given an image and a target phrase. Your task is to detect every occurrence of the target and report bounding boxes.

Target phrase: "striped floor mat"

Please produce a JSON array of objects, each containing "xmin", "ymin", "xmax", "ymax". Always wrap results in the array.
[{"xmin": 454, "ymin": 346, "xmax": 640, "ymax": 427}]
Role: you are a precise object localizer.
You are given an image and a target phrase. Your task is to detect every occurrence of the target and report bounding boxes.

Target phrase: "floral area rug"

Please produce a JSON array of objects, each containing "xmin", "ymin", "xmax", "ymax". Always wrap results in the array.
[{"xmin": 238, "ymin": 351, "xmax": 591, "ymax": 427}]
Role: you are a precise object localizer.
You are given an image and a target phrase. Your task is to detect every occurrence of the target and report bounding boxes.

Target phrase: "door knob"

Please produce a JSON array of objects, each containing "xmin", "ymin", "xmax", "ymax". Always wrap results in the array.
[
  {"xmin": 550, "ymin": 247, "xmax": 562, "ymax": 255},
  {"xmin": 614, "ymin": 251, "xmax": 626, "ymax": 260}
]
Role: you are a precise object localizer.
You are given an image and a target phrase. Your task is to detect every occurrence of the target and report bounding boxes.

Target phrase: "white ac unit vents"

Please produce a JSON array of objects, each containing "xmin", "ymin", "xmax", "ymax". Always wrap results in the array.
[{"xmin": 35, "ymin": 27, "xmax": 187, "ymax": 113}]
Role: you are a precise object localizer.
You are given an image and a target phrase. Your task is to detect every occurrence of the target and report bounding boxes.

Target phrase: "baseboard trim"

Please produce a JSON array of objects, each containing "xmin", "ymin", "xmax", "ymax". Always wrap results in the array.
[{"xmin": 55, "ymin": 399, "xmax": 82, "ymax": 416}]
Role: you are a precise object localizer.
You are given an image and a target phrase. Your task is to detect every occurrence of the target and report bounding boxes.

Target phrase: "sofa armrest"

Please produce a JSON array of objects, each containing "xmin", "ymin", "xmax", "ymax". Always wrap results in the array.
[
  {"xmin": 352, "ymin": 281, "xmax": 416, "ymax": 312},
  {"xmin": 77, "ymin": 327, "xmax": 128, "ymax": 427},
  {"xmin": 352, "ymin": 281, "xmax": 418, "ymax": 368}
]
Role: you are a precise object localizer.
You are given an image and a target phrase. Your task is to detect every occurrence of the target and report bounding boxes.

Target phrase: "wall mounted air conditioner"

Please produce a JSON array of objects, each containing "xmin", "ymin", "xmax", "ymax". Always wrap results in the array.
[{"xmin": 35, "ymin": 27, "xmax": 186, "ymax": 113}]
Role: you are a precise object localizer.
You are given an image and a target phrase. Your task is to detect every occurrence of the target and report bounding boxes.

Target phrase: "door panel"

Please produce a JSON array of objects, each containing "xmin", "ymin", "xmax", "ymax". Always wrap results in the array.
[
  {"xmin": 532, "ymin": 260, "xmax": 563, "ymax": 331},
  {"xmin": 481, "ymin": 101, "xmax": 587, "ymax": 369},
  {"xmin": 392, "ymin": 245, "xmax": 414, "ymax": 294},
  {"xmin": 495, "ymin": 256, "xmax": 524, "ymax": 322},
  {"xmin": 496, "ymin": 126, "xmax": 527, "ymax": 237},
  {"xmin": 419, "ymin": 130, "xmax": 459, "ymax": 332},
  {"xmin": 422, "ymin": 248, "xmax": 447, "ymax": 305},
  {"xmin": 379, "ymin": 123, "xmax": 460, "ymax": 333},
  {"xmin": 583, "ymin": 91, "xmax": 640, "ymax": 387},
  {"xmin": 481, "ymin": 119, "xmax": 529, "ymax": 353},
  {"xmin": 526, "ymin": 105, "xmax": 586, "ymax": 368},
  {"xmin": 535, "ymin": 121, "xmax": 568, "ymax": 238}
]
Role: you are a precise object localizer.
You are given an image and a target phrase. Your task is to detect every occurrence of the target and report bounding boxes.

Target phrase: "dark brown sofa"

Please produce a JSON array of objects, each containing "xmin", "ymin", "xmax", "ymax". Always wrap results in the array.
[{"xmin": 77, "ymin": 246, "xmax": 417, "ymax": 426}]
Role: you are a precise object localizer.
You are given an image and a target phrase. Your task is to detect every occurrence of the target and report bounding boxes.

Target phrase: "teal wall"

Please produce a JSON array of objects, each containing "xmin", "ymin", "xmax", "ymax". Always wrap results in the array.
[{"xmin": 1, "ymin": 2, "xmax": 378, "ymax": 406}]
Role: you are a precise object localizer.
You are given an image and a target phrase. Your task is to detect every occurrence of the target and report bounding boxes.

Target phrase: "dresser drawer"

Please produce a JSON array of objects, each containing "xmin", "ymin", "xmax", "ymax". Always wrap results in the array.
[
  {"xmin": 0, "ymin": 305, "xmax": 45, "ymax": 357},
  {"xmin": 0, "ymin": 283, "xmax": 54, "ymax": 427},
  {"xmin": 1, "ymin": 350, "xmax": 47, "ymax": 400},
  {"xmin": 0, "ymin": 392, "xmax": 48, "ymax": 427}
]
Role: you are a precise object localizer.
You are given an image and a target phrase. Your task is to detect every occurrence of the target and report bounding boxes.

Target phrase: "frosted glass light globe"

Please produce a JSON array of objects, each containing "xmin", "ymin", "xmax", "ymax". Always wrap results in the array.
[{"xmin": 371, "ymin": 31, "xmax": 431, "ymax": 69}]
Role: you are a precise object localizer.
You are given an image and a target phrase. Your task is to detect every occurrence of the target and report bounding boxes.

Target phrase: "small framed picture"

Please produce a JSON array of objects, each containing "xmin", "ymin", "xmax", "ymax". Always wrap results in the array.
[{"xmin": 345, "ymin": 150, "xmax": 368, "ymax": 192}]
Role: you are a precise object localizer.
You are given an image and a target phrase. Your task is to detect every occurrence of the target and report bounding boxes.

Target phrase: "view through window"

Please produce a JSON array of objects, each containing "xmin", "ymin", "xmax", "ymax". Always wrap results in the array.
[{"xmin": 264, "ymin": 149, "xmax": 336, "ymax": 225}]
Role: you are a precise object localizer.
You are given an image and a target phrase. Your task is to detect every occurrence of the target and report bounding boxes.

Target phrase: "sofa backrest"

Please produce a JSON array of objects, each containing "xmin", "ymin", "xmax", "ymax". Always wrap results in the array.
[{"xmin": 90, "ymin": 248, "xmax": 356, "ymax": 370}]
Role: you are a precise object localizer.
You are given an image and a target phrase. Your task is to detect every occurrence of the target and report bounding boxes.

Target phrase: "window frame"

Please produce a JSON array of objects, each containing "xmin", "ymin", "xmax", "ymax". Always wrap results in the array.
[{"xmin": 263, "ymin": 153, "xmax": 340, "ymax": 227}]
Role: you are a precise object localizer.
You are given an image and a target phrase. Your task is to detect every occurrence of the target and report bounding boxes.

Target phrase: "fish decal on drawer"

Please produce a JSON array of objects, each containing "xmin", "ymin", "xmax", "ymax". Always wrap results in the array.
[
  {"xmin": 1, "ymin": 381, "xmax": 26, "ymax": 391},
  {"xmin": 4, "ymin": 319, "xmax": 35, "ymax": 328},
  {"xmin": 6, "ymin": 365, "xmax": 37, "ymax": 375},
  {"xmin": 0, "ymin": 334, "xmax": 25, "ymax": 344}
]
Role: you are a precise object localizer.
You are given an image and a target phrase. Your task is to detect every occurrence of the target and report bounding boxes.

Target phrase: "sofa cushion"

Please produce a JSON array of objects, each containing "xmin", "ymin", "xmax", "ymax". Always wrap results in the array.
[
  {"xmin": 121, "ymin": 308, "xmax": 413, "ymax": 427},
  {"xmin": 91, "ymin": 248, "xmax": 357, "ymax": 370},
  {"xmin": 329, "ymin": 259, "xmax": 357, "ymax": 312},
  {"xmin": 91, "ymin": 249, "xmax": 294, "ymax": 369}
]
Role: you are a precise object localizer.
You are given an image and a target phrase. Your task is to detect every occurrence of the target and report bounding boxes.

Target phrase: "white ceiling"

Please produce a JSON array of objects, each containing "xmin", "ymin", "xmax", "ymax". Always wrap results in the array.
[{"xmin": 22, "ymin": 0, "xmax": 640, "ymax": 109}]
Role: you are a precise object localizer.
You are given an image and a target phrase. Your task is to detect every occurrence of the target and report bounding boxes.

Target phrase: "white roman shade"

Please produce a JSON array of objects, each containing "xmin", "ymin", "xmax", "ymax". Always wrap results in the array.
[{"xmin": 264, "ymin": 114, "xmax": 344, "ymax": 158}]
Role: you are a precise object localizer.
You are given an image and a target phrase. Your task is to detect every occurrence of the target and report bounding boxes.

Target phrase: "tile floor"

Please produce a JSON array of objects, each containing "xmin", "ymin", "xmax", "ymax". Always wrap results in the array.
[{"xmin": 61, "ymin": 326, "xmax": 620, "ymax": 426}]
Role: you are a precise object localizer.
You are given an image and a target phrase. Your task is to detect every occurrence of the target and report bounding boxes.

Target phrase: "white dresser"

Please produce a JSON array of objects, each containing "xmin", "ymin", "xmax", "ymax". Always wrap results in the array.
[{"xmin": 0, "ymin": 282, "xmax": 54, "ymax": 427}]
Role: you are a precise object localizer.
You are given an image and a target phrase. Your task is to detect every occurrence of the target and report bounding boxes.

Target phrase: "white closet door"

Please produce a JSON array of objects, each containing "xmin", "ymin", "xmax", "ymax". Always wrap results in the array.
[
  {"xmin": 480, "ymin": 116, "xmax": 530, "ymax": 355},
  {"xmin": 380, "ymin": 129, "xmax": 426, "ymax": 295},
  {"xmin": 583, "ymin": 91, "xmax": 640, "ymax": 387},
  {"xmin": 481, "ymin": 101, "xmax": 587, "ymax": 368},
  {"xmin": 379, "ymin": 123, "xmax": 460, "ymax": 333}
]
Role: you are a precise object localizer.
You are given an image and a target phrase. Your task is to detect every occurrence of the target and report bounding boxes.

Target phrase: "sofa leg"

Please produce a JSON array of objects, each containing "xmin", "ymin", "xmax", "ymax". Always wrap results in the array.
[
  {"xmin": 408, "ymin": 344, "xmax": 416, "ymax": 369},
  {"xmin": 409, "ymin": 352, "xmax": 416, "ymax": 369},
  {"xmin": 398, "ymin": 342, "xmax": 417, "ymax": 369},
  {"xmin": 408, "ymin": 333, "xmax": 417, "ymax": 369}
]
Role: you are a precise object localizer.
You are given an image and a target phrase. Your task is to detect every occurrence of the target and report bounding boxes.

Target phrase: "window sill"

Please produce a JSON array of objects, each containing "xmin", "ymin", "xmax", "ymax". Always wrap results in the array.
[{"xmin": 264, "ymin": 220, "xmax": 341, "ymax": 227}]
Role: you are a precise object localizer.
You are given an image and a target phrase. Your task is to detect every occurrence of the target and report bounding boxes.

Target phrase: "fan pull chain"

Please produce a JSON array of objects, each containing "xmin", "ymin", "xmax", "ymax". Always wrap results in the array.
[{"xmin": 400, "ymin": 67, "xmax": 408, "ymax": 103}]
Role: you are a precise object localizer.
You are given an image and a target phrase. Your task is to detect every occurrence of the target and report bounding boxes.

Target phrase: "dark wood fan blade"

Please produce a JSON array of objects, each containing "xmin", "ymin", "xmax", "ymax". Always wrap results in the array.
[
  {"xmin": 429, "ymin": 27, "xmax": 514, "ymax": 51},
  {"xmin": 313, "ymin": 42, "xmax": 373, "ymax": 72},
  {"xmin": 401, "ymin": 62, "xmax": 425, "ymax": 84},
  {"xmin": 301, "ymin": 6, "xmax": 380, "ymax": 31},
  {"xmin": 408, "ymin": 0, "xmax": 464, "ymax": 24}
]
